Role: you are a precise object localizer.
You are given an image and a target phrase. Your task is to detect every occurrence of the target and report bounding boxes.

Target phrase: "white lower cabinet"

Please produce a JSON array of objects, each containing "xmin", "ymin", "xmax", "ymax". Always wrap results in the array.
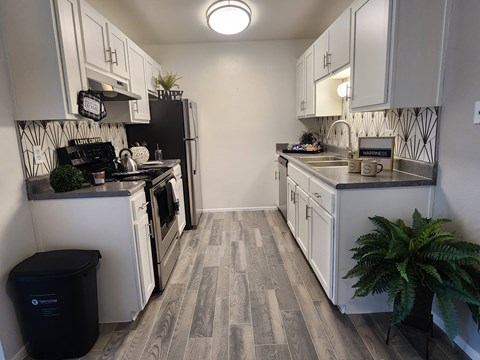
[
  {"xmin": 286, "ymin": 177, "xmax": 297, "ymax": 235},
  {"xmin": 295, "ymin": 186, "xmax": 309, "ymax": 257},
  {"xmin": 308, "ymin": 198, "xmax": 334, "ymax": 300},
  {"xmin": 286, "ymin": 161, "xmax": 434, "ymax": 314},
  {"xmin": 134, "ymin": 212, "xmax": 155, "ymax": 308},
  {"xmin": 30, "ymin": 188, "xmax": 155, "ymax": 322}
]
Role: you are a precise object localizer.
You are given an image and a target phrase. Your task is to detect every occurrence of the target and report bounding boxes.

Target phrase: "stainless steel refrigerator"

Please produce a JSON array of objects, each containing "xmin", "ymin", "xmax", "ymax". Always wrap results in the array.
[{"xmin": 126, "ymin": 99, "xmax": 203, "ymax": 228}]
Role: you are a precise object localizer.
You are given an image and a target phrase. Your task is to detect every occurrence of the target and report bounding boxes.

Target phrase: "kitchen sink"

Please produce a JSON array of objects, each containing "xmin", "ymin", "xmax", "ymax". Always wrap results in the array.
[
  {"xmin": 309, "ymin": 160, "xmax": 348, "ymax": 167},
  {"xmin": 300, "ymin": 156, "xmax": 344, "ymax": 161}
]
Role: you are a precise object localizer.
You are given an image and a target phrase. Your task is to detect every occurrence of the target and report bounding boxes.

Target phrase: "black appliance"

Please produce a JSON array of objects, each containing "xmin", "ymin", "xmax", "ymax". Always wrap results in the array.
[
  {"xmin": 126, "ymin": 99, "xmax": 203, "ymax": 229},
  {"xmin": 57, "ymin": 142, "xmax": 179, "ymax": 292}
]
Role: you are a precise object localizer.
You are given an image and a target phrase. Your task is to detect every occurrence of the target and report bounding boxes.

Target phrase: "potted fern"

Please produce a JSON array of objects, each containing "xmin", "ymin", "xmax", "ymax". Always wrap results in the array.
[
  {"xmin": 155, "ymin": 71, "xmax": 183, "ymax": 100},
  {"xmin": 344, "ymin": 209, "xmax": 480, "ymax": 342}
]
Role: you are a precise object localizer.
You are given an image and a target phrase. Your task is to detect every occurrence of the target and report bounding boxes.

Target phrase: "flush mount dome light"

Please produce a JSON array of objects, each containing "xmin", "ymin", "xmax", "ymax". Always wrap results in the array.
[{"xmin": 207, "ymin": 0, "xmax": 252, "ymax": 35}]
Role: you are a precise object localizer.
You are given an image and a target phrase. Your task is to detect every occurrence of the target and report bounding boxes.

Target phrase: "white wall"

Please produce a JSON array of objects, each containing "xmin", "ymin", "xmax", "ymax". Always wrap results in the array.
[
  {"xmin": 433, "ymin": 0, "xmax": 480, "ymax": 356},
  {"xmin": 0, "ymin": 35, "xmax": 38, "ymax": 359},
  {"xmin": 144, "ymin": 40, "xmax": 311, "ymax": 210}
]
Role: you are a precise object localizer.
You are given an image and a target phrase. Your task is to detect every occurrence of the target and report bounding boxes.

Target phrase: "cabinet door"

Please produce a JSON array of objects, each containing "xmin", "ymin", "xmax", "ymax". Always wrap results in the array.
[
  {"xmin": 127, "ymin": 40, "xmax": 150, "ymax": 122},
  {"xmin": 296, "ymin": 56, "xmax": 305, "ymax": 117},
  {"xmin": 55, "ymin": 0, "xmax": 87, "ymax": 116},
  {"xmin": 296, "ymin": 186, "xmax": 309, "ymax": 257},
  {"xmin": 314, "ymin": 32, "xmax": 329, "ymax": 81},
  {"xmin": 351, "ymin": 0, "xmax": 391, "ymax": 108},
  {"xmin": 80, "ymin": 1, "xmax": 110, "ymax": 73},
  {"xmin": 146, "ymin": 56, "xmax": 156, "ymax": 94},
  {"xmin": 107, "ymin": 23, "xmax": 129, "ymax": 79},
  {"xmin": 304, "ymin": 46, "xmax": 315, "ymax": 116},
  {"xmin": 287, "ymin": 177, "xmax": 297, "ymax": 235},
  {"xmin": 329, "ymin": 8, "xmax": 351, "ymax": 74},
  {"xmin": 134, "ymin": 213, "xmax": 155, "ymax": 307},
  {"xmin": 176, "ymin": 178, "xmax": 186, "ymax": 236},
  {"xmin": 309, "ymin": 199, "xmax": 334, "ymax": 300}
]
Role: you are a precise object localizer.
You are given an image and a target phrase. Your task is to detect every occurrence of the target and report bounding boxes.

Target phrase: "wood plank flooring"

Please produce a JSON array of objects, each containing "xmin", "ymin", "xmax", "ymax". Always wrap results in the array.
[{"xmin": 26, "ymin": 210, "xmax": 472, "ymax": 360}]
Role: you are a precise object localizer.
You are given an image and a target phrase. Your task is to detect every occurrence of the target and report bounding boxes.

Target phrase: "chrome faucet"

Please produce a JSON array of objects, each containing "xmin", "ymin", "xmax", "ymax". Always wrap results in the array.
[{"xmin": 326, "ymin": 119, "xmax": 353, "ymax": 151}]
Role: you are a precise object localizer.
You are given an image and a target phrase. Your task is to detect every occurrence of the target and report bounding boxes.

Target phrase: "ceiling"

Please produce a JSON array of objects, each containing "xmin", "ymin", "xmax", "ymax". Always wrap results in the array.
[{"xmin": 86, "ymin": 0, "xmax": 353, "ymax": 45}]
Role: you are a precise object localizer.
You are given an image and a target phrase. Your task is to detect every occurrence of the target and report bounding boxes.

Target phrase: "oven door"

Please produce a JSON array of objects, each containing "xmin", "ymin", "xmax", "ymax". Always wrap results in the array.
[{"xmin": 150, "ymin": 176, "xmax": 177, "ymax": 255}]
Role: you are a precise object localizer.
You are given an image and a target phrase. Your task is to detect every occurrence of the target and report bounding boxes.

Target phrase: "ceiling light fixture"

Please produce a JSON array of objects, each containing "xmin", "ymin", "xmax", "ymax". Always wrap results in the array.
[{"xmin": 206, "ymin": 0, "xmax": 252, "ymax": 35}]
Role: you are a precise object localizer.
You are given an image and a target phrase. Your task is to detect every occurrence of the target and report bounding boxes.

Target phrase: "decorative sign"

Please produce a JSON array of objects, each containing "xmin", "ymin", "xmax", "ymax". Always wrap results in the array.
[
  {"xmin": 69, "ymin": 138, "xmax": 102, "ymax": 146},
  {"xmin": 358, "ymin": 137, "xmax": 395, "ymax": 170}
]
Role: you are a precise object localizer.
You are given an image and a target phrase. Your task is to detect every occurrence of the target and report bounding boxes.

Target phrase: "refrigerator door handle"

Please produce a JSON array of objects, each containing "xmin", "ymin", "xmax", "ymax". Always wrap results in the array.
[
  {"xmin": 185, "ymin": 138, "xmax": 198, "ymax": 175},
  {"xmin": 189, "ymin": 102, "xmax": 198, "ymax": 139}
]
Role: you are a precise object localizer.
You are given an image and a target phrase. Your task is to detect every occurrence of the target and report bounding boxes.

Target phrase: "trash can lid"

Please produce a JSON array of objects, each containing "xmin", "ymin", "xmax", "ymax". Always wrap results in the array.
[{"xmin": 9, "ymin": 250, "xmax": 101, "ymax": 279}]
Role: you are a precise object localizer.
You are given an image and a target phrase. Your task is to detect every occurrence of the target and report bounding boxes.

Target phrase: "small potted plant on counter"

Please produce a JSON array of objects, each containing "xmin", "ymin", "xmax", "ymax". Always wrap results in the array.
[
  {"xmin": 155, "ymin": 71, "xmax": 183, "ymax": 100},
  {"xmin": 49, "ymin": 165, "xmax": 84, "ymax": 192},
  {"xmin": 343, "ymin": 209, "xmax": 480, "ymax": 344}
]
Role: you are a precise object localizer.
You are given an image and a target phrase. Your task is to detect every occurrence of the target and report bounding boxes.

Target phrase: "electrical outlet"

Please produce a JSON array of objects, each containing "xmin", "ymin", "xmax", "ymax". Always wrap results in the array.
[
  {"xmin": 33, "ymin": 145, "xmax": 46, "ymax": 165},
  {"xmin": 385, "ymin": 129, "xmax": 394, "ymax": 136},
  {"xmin": 474, "ymin": 101, "xmax": 480, "ymax": 124}
]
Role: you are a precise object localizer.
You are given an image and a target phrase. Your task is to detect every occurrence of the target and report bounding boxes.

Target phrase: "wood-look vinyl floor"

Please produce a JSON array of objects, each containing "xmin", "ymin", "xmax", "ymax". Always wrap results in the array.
[{"xmin": 26, "ymin": 210, "xmax": 472, "ymax": 360}]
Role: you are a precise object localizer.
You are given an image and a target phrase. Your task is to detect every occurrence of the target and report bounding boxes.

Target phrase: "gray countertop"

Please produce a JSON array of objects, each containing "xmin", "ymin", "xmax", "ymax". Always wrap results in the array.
[
  {"xmin": 26, "ymin": 159, "xmax": 182, "ymax": 200},
  {"xmin": 277, "ymin": 151, "xmax": 435, "ymax": 189}
]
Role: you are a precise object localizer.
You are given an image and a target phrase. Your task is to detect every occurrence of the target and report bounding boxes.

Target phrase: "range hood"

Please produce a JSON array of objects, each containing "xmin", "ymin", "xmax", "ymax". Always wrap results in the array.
[{"xmin": 87, "ymin": 69, "xmax": 141, "ymax": 101}]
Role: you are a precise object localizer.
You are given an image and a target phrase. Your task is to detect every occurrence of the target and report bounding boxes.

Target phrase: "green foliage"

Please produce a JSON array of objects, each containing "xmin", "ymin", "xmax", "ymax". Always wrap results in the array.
[
  {"xmin": 299, "ymin": 129, "xmax": 319, "ymax": 144},
  {"xmin": 49, "ymin": 165, "xmax": 84, "ymax": 193},
  {"xmin": 155, "ymin": 71, "xmax": 182, "ymax": 90},
  {"xmin": 343, "ymin": 209, "xmax": 480, "ymax": 343}
]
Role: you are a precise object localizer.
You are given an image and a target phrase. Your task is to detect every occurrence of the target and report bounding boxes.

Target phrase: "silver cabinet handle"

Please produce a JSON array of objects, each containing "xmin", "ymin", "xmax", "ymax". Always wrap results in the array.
[
  {"xmin": 139, "ymin": 202, "xmax": 149, "ymax": 210},
  {"xmin": 275, "ymin": 171, "xmax": 278, "ymax": 180},
  {"xmin": 133, "ymin": 100, "xmax": 139, "ymax": 112},
  {"xmin": 146, "ymin": 220, "xmax": 153, "ymax": 237},
  {"xmin": 306, "ymin": 205, "xmax": 310, "ymax": 220},
  {"xmin": 323, "ymin": 53, "xmax": 327, "ymax": 68},
  {"xmin": 112, "ymin": 49, "xmax": 118, "ymax": 65},
  {"xmin": 312, "ymin": 192, "xmax": 322, "ymax": 198},
  {"xmin": 290, "ymin": 189, "xmax": 295, "ymax": 202},
  {"xmin": 326, "ymin": 52, "xmax": 331, "ymax": 67},
  {"xmin": 105, "ymin": 47, "xmax": 112, "ymax": 63}
]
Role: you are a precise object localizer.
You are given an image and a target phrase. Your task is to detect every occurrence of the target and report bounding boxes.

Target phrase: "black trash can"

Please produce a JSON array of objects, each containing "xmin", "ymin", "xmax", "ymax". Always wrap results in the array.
[{"xmin": 9, "ymin": 249, "xmax": 102, "ymax": 359}]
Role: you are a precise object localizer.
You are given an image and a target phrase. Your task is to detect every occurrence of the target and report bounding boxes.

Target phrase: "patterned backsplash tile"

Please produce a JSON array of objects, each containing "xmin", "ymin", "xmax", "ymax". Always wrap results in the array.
[
  {"xmin": 318, "ymin": 105, "xmax": 439, "ymax": 163},
  {"xmin": 17, "ymin": 120, "xmax": 128, "ymax": 178}
]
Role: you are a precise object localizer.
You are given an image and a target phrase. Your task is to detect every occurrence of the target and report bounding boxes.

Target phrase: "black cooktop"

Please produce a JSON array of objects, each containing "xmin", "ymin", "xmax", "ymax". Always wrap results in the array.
[{"xmin": 57, "ymin": 142, "xmax": 173, "ymax": 186}]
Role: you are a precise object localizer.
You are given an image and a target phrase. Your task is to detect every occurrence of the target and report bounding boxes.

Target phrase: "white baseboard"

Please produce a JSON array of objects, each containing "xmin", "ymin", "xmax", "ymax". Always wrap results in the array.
[
  {"xmin": 432, "ymin": 313, "xmax": 480, "ymax": 359},
  {"xmin": 203, "ymin": 206, "xmax": 278, "ymax": 212},
  {"xmin": 10, "ymin": 346, "xmax": 27, "ymax": 360}
]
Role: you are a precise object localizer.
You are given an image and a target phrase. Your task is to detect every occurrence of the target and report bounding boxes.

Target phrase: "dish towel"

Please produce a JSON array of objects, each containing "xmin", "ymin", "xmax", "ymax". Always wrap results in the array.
[{"xmin": 168, "ymin": 178, "xmax": 180, "ymax": 214}]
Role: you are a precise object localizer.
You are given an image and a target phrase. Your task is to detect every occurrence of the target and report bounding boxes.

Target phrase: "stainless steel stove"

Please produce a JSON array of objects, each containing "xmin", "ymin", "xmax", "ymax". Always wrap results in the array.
[{"xmin": 57, "ymin": 142, "xmax": 180, "ymax": 292}]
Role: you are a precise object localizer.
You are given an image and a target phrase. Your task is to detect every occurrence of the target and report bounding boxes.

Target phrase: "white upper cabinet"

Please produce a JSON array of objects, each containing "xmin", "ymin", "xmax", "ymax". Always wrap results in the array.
[
  {"xmin": 108, "ymin": 23, "xmax": 130, "ymax": 79},
  {"xmin": 296, "ymin": 45, "xmax": 315, "ymax": 118},
  {"xmin": 127, "ymin": 40, "xmax": 150, "ymax": 122},
  {"xmin": 350, "ymin": 0, "xmax": 450, "ymax": 111},
  {"xmin": 80, "ymin": 0, "xmax": 130, "ymax": 80},
  {"xmin": 0, "ymin": 0, "xmax": 87, "ymax": 120},
  {"xmin": 146, "ymin": 56, "xmax": 162, "ymax": 97},
  {"xmin": 314, "ymin": 8, "xmax": 351, "ymax": 82}
]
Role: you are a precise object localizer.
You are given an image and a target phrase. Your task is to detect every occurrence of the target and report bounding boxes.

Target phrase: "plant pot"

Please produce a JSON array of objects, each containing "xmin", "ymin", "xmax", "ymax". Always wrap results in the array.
[{"xmin": 402, "ymin": 284, "xmax": 434, "ymax": 332}]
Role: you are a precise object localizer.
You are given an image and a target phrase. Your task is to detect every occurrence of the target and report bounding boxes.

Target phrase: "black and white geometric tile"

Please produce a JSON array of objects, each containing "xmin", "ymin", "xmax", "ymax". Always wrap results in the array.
[
  {"xmin": 17, "ymin": 120, "xmax": 128, "ymax": 178},
  {"xmin": 318, "ymin": 106, "xmax": 439, "ymax": 163}
]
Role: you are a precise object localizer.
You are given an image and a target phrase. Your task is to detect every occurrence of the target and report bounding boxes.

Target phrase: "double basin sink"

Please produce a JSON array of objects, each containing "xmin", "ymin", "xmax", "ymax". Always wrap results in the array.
[{"xmin": 296, "ymin": 154, "xmax": 348, "ymax": 169}]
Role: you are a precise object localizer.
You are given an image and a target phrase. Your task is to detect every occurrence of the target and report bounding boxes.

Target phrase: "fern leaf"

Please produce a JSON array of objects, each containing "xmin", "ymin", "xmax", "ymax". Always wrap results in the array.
[
  {"xmin": 418, "ymin": 264, "xmax": 443, "ymax": 283},
  {"xmin": 435, "ymin": 290, "xmax": 458, "ymax": 343},
  {"xmin": 396, "ymin": 259, "xmax": 409, "ymax": 282}
]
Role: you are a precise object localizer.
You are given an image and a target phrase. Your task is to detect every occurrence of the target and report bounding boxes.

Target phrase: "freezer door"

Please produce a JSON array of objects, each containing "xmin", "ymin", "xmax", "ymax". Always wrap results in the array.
[
  {"xmin": 183, "ymin": 100, "xmax": 198, "ymax": 140},
  {"xmin": 185, "ymin": 138, "xmax": 203, "ymax": 226}
]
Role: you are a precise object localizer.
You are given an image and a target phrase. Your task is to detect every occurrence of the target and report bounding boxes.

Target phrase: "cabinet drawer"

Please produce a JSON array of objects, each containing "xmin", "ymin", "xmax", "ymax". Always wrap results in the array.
[
  {"xmin": 288, "ymin": 163, "xmax": 309, "ymax": 192},
  {"xmin": 130, "ymin": 190, "xmax": 148, "ymax": 221},
  {"xmin": 309, "ymin": 177, "xmax": 335, "ymax": 214}
]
